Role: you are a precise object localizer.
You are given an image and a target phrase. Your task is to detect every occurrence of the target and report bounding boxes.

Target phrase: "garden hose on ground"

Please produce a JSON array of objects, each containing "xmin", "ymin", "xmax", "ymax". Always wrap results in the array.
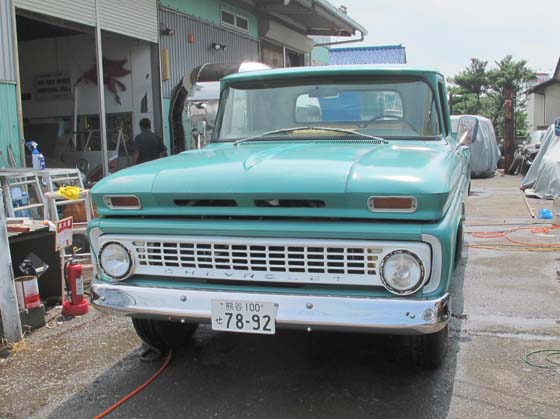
[
  {"xmin": 92, "ymin": 349, "xmax": 173, "ymax": 419},
  {"xmin": 524, "ymin": 350, "xmax": 560, "ymax": 369}
]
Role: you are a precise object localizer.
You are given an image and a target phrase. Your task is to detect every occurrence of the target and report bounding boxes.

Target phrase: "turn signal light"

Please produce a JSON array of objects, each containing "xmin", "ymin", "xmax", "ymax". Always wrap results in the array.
[
  {"xmin": 104, "ymin": 195, "xmax": 141, "ymax": 209},
  {"xmin": 368, "ymin": 197, "xmax": 417, "ymax": 212}
]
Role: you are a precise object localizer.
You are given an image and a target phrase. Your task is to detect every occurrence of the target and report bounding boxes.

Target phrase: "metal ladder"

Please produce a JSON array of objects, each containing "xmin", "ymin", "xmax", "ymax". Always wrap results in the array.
[{"xmin": 0, "ymin": 169, "xmax": 47, "ymax": 219}]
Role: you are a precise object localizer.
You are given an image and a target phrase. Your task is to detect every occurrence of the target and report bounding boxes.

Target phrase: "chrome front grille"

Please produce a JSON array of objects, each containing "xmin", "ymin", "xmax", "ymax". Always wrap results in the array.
[
  {"xmin": 134, "ymin": 241, "xmax": 379, "ymax": 276},
  {"xmin": 98, "ymin": 235, "xmax": 432, "ymax": 287}
]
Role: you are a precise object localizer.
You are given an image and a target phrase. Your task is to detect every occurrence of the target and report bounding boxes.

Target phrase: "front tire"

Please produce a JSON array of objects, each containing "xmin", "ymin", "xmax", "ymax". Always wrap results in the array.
[
  {"xmin": 132, "ymin": 318, "xmax": 198, "ymax": 352},
  {"xmin": 407, "ymin": 325, "xmax": 448, "ymax": 369}
]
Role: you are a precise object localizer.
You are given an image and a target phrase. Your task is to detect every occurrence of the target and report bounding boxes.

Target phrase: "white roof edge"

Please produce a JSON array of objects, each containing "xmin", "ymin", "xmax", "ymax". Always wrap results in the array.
[{"xmin": 312, "ymin": 0, "xmax": 368, "ymax": 35}]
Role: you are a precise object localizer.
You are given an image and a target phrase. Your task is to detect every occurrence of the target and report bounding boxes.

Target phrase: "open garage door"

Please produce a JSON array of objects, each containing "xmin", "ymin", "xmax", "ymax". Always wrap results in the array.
[{"xmin": 14, "ymin": 0, "xmax": 158, "ymax": 42}]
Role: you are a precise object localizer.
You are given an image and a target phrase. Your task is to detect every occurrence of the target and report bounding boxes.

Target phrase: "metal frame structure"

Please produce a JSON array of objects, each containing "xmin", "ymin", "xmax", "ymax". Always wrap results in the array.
[
  {"xmin": 0, "ymin": 169, "xmax": 47, "ymax": 219},
  {"xmin": 40, "ymin": 168, "xmax": 94, "ymax": 265}
]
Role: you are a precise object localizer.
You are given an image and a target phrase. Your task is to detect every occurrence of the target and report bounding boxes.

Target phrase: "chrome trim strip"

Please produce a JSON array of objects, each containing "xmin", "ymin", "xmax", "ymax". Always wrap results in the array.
[
  {"xmin": 103, "ymin": 195, "xmax": 142, "ymax": 210},
  {"xmin": 367, "ymin": 196, "xmax": 418, "ymax": 213},
  {"xmin": 421, "ymin": 234, "xmax": 443, "ymax": 294},
  {"xmin": 91, "ymin": 281, "xmax": 450, "ymax": 335},
  {"xmin": 88, "ymin": 227, "xmax": 103, "ymax": 278}
]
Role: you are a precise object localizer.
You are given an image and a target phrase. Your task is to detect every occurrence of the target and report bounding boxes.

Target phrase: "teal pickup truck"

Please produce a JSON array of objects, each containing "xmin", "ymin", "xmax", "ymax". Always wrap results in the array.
[{"xmin": 88, "ymin": 66, "xmax": 474, "ymax": 367}]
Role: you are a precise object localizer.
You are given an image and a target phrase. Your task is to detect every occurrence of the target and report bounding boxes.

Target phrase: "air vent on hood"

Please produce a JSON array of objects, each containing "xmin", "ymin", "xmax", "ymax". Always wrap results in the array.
[
  {"xmin": 174, "ymin": 199, "xmax": 237, "ymax": 207},
  {"xmin": 254, "ymin": 199, "xmax": 325, "ymax": 208}
]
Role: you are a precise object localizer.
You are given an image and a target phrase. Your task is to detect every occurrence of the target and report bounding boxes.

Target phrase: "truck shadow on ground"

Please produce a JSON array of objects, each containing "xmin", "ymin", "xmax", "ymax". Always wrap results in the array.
[{"xmin": 49, "ymin": 255, "xmax": 468, "ymax": 419}]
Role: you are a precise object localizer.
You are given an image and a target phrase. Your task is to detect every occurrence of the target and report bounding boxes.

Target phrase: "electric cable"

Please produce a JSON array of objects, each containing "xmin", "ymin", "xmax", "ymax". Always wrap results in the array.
[
  {"xmin": 467, "ymin": 224, "xmax": 560, "ymax": 251},
  {"xmin": 91, "ymin": 349, "xmax": 173, "ymax": 419}
]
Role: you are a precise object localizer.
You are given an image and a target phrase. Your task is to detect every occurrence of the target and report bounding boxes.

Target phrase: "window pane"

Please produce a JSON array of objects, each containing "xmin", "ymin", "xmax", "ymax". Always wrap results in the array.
[
  {"xmin": 221, "ymin": 10, "xmax": 235, "ymax": 25},
  {"xmin": 217, "ymin": 80, "xmax": 441, "ymax": 140},
  {"xmin": 236, "ymin": 16, "xmax": 248, "ymax": 31}
]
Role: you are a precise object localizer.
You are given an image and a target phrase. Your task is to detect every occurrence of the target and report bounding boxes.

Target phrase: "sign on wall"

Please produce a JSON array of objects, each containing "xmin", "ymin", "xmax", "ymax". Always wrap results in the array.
[{"xmin": 34, "ymin": 73, "xmax": 72, "ymax": 100}]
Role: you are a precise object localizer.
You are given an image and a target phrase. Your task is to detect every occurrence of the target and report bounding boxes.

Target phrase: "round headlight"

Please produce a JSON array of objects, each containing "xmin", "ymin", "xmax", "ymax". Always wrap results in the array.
[
  {"xmin": 380, "ymin": 250, "xmax": 425, "ymax": 295},
  {"xmin": 99, "ymin": 242, "xmax": 132, "ymax": 280}
]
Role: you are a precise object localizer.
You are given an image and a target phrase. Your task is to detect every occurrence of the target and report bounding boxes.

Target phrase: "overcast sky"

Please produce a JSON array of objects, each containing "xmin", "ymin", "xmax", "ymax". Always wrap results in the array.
[{"xmin": 337, "ymin": 0, "xmax": 559, "ymax": 77}]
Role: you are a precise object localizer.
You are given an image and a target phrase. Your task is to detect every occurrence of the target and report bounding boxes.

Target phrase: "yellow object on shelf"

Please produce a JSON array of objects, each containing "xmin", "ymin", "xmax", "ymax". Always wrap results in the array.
[{"xmin": 58, "ymin": 186, "xmax": 81, "ymax": 200}]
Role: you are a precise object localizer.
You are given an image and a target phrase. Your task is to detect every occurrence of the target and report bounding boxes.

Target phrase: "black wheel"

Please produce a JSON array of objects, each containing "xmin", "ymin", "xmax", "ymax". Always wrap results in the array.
[
  {"xmin": 406, "ymin": 325, "xmax": 448, "ymax": 369},
  {"xmin": 454, "ymin": 223, "xmax": 464, "ymax": 270},
  {"xmin": 132, "ymin": 318, "xmax": 198, "ymax": 352}
]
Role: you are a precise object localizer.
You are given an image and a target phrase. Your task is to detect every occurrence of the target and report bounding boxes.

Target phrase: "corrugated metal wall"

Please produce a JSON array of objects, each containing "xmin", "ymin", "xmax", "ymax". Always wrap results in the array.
[
  {"xmin": 0, "ymin": 83, "xmax": 22, "ymax": 167},
  {"xmin": 0, "ymin": 0, "xmax": 17, "ymax": 82},
  {"xmin": 159, "ymin": 8, "xmax": 259, "ymax": 98}
]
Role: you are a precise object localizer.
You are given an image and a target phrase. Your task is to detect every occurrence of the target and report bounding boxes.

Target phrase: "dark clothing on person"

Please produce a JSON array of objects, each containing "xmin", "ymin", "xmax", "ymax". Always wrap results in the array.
[{"xmin": 133, "ymin": 129, "xmax": 167, "ymax": 164}]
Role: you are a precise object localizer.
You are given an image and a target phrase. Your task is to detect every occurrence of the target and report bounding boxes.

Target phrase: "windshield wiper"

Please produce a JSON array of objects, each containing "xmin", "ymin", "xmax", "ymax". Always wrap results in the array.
[{"xmin": 233, "ymin": 126, "xmax": 388, "ymax": 147}]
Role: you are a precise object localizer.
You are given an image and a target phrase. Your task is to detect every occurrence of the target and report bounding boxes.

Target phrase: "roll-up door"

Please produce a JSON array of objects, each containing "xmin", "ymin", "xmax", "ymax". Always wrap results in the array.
[
  {"xmin": 0, "ymin": 0, "xmax": 17, "ymax": 82},
  {"xmin": 99, "ymin": 0, "xmax": 158, "ymax": 43},
  {"xmin": 14, "ymin": 0, "xmax": 96, "ymax": 27},
  {"xmin": 14, "ymin": 0, "xmax": 158, "ymax": 43}
]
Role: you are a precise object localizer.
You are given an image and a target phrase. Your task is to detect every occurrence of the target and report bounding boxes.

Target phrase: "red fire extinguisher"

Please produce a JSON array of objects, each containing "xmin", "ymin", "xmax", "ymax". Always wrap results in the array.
[{"xmin": 62, "ymin": 257, "xmax": 89, "ymax": 316}]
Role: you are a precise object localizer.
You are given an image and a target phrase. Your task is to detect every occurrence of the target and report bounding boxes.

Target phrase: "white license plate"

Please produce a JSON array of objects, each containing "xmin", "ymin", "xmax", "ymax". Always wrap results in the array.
[{"xmin": 211, "ymin": 300, "xmax": 277, "ymax": 335}]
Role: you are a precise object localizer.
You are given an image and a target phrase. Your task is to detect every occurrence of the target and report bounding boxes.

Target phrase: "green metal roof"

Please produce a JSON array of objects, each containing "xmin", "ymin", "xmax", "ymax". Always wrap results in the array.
[{"xmin": 222, "ymin": 65, "xmax": 444, "ymax": 84}]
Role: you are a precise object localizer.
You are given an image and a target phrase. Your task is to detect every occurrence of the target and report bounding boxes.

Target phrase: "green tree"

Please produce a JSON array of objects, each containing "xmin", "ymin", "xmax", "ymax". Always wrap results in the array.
[
  {"xmin": 451, "ymin": 58, "xmax": 489, "ymax": 113},
  {"xmin": 487, "ymin": 55, "xmax": 535, "ymax": 136},
  {"xmin": 449, "ymin": 55, "xmax": 535, "ymax": 136}
]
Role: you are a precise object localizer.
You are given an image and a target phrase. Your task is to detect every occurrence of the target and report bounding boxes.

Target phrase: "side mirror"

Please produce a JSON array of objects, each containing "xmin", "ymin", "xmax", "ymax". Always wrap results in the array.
[
  {"xmin": 555, "ymin": 118, "xmax": 560, "ymax": 137},
  {"xmin": 456, "ymin": 116, "xmax": 479, "ymax": 147}
]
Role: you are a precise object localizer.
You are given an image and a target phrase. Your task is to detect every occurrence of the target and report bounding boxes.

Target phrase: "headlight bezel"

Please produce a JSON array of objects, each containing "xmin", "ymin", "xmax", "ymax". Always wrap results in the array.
[
  {"xmin": 98, "ymin": 241, "xmax": 134, "ymax": 281},
  {"xmin": 379, "ymin": 249, "xmax": 426, "ymax": 295}
]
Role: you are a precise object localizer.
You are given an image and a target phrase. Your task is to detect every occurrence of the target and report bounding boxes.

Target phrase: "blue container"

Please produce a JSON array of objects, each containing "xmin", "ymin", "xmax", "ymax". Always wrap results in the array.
[
  {"xmin": 12, "ymin": 188, "xmax": 31, "ymax": 217},
  {"xmin": 538, "ymin": 208, "xmax": 553, "ymax": 219}
]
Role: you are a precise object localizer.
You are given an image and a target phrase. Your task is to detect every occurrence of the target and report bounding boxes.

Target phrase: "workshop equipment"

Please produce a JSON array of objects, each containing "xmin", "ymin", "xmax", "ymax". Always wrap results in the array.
[
  {"xmin": 14, "ymin": 275, "xmax": 40, "ymax": 310},
  {"xmin": 62, "ymin": 257, "xmax": 88, "ymax": 316}
]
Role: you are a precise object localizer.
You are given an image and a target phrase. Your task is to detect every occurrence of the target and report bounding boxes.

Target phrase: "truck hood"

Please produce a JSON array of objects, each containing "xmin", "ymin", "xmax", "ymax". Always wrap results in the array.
[{"xmin": 92, "ymin": 141, "xmax": 463, "ymax": 221}]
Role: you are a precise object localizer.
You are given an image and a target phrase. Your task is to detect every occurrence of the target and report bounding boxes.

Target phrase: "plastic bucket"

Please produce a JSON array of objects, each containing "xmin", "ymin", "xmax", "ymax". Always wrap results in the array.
[{"xmin": 15, "ymin": 275, "xmax": 40, "ymax": 310}]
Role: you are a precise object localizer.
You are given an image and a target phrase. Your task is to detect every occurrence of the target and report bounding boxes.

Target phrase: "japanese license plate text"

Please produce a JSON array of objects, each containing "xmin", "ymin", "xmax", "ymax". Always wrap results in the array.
[{"xmin": 211, "ymin": 300, "xmax": 277, "ymax": 334}]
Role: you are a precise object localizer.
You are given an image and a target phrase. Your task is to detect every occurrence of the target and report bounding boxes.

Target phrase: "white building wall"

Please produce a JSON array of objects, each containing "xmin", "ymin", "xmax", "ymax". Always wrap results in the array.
[
  {"xmin": 544, "ymin": 84, "xmax": 560, "ymax": 126},
  {"xmin": 527, "ymin": 92, "xmax": 545, "ymax": 131},
  {"xmin": 19, "ymin": 33, "xmax": 151, "ymax": 128}
]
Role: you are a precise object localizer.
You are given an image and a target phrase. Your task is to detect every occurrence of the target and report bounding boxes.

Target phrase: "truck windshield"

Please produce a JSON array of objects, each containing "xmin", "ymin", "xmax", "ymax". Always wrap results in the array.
[{"xmin": 214, "ymin": 79, "xmax": 441, "ymax": 141}]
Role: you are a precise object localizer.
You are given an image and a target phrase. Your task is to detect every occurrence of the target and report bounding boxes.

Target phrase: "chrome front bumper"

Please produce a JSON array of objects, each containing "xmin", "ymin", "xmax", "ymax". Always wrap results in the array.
[{"xmin": 91, "ymin": 281, "xmax": 450, "ymax": 335}]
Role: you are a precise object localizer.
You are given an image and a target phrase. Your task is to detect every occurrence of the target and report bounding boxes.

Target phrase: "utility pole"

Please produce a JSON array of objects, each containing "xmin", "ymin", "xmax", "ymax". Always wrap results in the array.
[
  {"xmin": 95, "ymin": 0, "xmax": 109, "ymax": 178},
  {"xmin": 504, "ymin": 89, "xmax": 515, "ymax": 173}
]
